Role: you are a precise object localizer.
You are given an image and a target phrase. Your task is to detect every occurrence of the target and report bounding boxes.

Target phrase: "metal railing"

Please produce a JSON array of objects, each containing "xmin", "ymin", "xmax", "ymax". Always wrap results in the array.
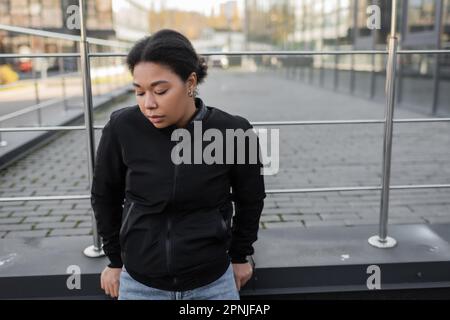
[
  {"xmin": 0, "ymin": 53, "xmax": 80, "ymax": 142},
  {"xmin": 0, "ymin": 1, "xmax": 129, "ymax": 257},
  {"xmin": 370, "ymin": 1, "xmax": 399, "ymax": 248},
  {"xmin": 0, "ymin": 67, "xmax": 82, "ymax": 147},
  {"xmin": 0, "ymin": 0, "xmax": 449, "ymax": 256},
  {"xmin": 0, "ymin": 23, "xmax": 130, "ymax": 49}
]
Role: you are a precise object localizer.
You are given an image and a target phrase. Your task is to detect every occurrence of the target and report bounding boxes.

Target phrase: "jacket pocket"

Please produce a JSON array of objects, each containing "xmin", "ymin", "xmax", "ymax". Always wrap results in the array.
[
  {"xmin": 215, "ymin": 206, "xmax": 230, "ymax": 241},
  {"xmin": 172, "ymin": 208, "xmax": 229, "ymax": 272},
  {"xmin": 219, "ymin": 202, "xmax": 233, "ymax": 229},
  {"xmin": 119, "ymin": 203, "xmax": 166, "ymax": 275},
  {"xmin": 218, "ymin": 203, "xmax": 233, "ymax": 249},
  {"xmin": 220, "ymin": 216, "xmax": 227, "ymax": 233},
  {"xmin": 119, "ymin": 201, "xmax": 134, "ymax": 242}
]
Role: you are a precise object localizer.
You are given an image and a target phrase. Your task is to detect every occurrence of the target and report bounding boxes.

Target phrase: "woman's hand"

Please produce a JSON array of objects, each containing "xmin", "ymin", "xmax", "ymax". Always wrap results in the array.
[
  {"xmin": 100, "ymin": 266, "xmax": 122, "ymax": 298},
  {"xmin": 232, "ymin": 262, "xmax": 253, "ymax": 291}
]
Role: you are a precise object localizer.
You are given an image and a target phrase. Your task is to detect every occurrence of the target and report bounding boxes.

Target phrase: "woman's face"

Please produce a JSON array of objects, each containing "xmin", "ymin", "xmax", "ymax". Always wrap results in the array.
[{"xmin": 132, "ymin": 61, "xmax": 196, "ymax": 129}]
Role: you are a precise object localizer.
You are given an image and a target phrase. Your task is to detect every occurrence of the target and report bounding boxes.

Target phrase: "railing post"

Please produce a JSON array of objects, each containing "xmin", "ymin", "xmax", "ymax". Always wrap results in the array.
[
  {"xmin": 107, "ymin": 57, "xmax": 114, "ymax": 97},
  {"xmin": 334, "ymin": 0, "xmax": 340, "ymax": 92},
  {"xmin": 369, "ymin": 0, "xmax": 399, "ymax": 248},
  {"xmin": 58, "ymin": 53, "xmax": 68, "ymax": 112},
  {"xmin": 78, "ymin": 0, "xmax": 104, "ymax": 258},
  {"xmin": 32, "ymin": 67, "xmax": 42, "ymax": 125},
  {"xmin": 37, "ymin": 108, "xmax": 42, "ymax": 126},
  {"xmin": 34, "ymin": 79, "xmax": 40, "ymax": 105},
  {"xmin": 0, "ymin": 126, "xmax": 6, "ymax": 147},
  {"xmin": 431, "ymin": 0, "xmax": 444, "ymax": 115}
]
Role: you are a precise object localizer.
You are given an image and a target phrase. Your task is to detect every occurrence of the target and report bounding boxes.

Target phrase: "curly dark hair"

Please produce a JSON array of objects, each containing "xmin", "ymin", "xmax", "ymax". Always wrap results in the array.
[{"xmin": 126, "ymin": 29, "xmax": 208, "ymax": 85}]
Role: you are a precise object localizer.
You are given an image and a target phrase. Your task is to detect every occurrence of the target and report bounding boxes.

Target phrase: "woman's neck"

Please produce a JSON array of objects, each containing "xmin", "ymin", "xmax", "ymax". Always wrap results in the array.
[{"xmin": 175, "ymin": 99, "xmax": 197, "ymax": 128}]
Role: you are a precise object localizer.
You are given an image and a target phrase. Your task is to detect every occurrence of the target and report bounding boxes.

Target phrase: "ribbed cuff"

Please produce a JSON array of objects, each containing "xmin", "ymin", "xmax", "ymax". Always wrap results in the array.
[
  {"xmin": 107, "ymin": 253, "xmax": 123, "ymax": 268},
  {"xmin": 230, "ymin": 255, "xmax": 248, "ymax": 264}
]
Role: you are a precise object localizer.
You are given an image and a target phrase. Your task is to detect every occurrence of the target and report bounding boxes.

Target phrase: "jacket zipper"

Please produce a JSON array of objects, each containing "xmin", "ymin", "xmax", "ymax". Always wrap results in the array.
[
  {"xmin": 221, "ymin": 217, "xmax": 227, "ymax": 233},
  {"xmin": 166, "ymin": 215, "xmax": 178, "ymax": 287},
  {"xmin": 166, "ymin": 215, "xmax": 172, "ymax": 273},
  {"xmin": 166, "ymin": 162, "xmax": 179, "ymax": 286},
  {"xmin": 120, "ymin": 201, "xmax": 134, "ymax": 236}
]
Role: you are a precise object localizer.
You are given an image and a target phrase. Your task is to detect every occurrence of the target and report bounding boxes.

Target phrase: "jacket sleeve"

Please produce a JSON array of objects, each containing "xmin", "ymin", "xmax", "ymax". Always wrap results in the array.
[
  {"xmin": 228, "ymin": 118, "xmax": 266, "ymax": 264},
  {"xmin": 91, "ymin": 112, "xmax": 126, "ymax": 268}
]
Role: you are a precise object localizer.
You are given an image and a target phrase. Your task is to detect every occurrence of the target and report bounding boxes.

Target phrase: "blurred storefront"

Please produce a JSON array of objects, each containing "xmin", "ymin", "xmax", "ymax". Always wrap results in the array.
[
  {"xmin": 245, "ymin": 0, "xmax": 450, "ymax": 115},
  {"xmin": 0, "ymin": 0, "xmax": 149, "ymax": 75}
]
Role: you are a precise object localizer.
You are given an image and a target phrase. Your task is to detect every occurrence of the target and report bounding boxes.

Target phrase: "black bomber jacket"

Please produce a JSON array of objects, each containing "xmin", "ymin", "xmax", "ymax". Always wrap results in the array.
[{"xmin": 91, "ymin": 97, "xmax": 266, "ymax": 291}]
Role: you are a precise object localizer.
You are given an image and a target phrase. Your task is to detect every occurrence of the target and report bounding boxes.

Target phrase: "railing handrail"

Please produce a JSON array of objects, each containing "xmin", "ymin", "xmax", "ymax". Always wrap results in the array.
[
  {"xmin": 0, "ymin": 66, "xmax": 130, "ymax": 124},
  {"xmin": 0, "ymin": 98, "xmax": 64, "ymax": 123},
  {"xmin": 250, "ymin": 118, "xmax": 450, "ymax": 125},
  {"xmin": 0, "ymin": 53, "xmax": 81, "ymax": 58},
  {"xmin": 1, "ymin": 0, "xmax": 449, "ymax": 254},
  {"xmin": 0, "ymin": 71, "xmax": 80, "ymax": 90},
  {"xmin": 1, "ymin": 183, "xmax": 450, "ymax": 202},
  {"xmin": 2, "ymin": 117, "xmax": 450, "ymax": 131},
  {"xmin": 397, "ymin": 49, "xmax": 450, "ymax": 54},
  {"xmin": 0, "ymin": 51, "xmax": 388, "ymax": 59},
  {"xmin": 3, "ymin": 49, "xmax": 450, "ymax": 60},
  {"xmin": 0, "ymin": 125, "xmax": 85, "ymax": 132},
  {"xmin": 0, "ymin": 24, "xmax": 131, "ymax": 49}
]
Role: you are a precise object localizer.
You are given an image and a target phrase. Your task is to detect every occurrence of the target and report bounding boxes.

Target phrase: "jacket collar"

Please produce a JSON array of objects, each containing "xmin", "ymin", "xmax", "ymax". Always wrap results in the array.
[
  {"xmin": 190, "ymin": 97, "xmax": 208, "ymax": 123},
  {"xmin": 158, "ymin": 97, "xmax": 208, "ymax": 135}
]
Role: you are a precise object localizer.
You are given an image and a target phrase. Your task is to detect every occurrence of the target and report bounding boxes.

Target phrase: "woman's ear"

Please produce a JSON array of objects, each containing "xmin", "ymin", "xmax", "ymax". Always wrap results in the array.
[{"xmin": 187, "ymin": 72, "xmax": 198, "ymax": 88}]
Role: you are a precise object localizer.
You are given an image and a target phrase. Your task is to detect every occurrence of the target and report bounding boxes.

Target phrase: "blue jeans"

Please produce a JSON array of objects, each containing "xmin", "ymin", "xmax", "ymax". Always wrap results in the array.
[{"xmin": 118, "ymin": 262, "xmax": 240, "ymax": 300}]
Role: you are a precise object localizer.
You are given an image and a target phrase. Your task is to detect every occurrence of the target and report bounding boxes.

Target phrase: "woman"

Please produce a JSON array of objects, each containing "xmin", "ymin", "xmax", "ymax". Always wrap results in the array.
[{"xmin": 91, "ymin": 29, "xmax": 266, "ymax": 300}]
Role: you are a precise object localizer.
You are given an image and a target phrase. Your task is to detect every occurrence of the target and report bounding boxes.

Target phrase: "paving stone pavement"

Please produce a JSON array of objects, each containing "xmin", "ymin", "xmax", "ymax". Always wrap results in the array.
[{"xmin": 0, "ymin": 69, "xmax": 449, "ymax": 238}]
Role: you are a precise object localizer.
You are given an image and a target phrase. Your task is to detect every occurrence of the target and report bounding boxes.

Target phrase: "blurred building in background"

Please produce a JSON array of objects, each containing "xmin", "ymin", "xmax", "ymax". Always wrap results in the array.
[
  {"xmin": 0, "ymin": 0, "xmax": 150, "ymax": 73},
  {"xmin": 113, "ymin": 0, "xmax": 150, "ymax": 42},
  {"xmin": 148, "ymin": 5, "xmax": 208, "ymax": 40},
  {"xmin": 0, "ymin": 0, "xmax": 449, "ymax": 115},
  {"xmin": 245, "ymin": 0, "xmax": 450, "ymax": 115},
  {"xmin": 148, "ymin": 0, "xmax": 241, "ymax": 39},
  {"xmin": 146, "ymin": 0, "xmax": 245, "ymax": 68}
]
